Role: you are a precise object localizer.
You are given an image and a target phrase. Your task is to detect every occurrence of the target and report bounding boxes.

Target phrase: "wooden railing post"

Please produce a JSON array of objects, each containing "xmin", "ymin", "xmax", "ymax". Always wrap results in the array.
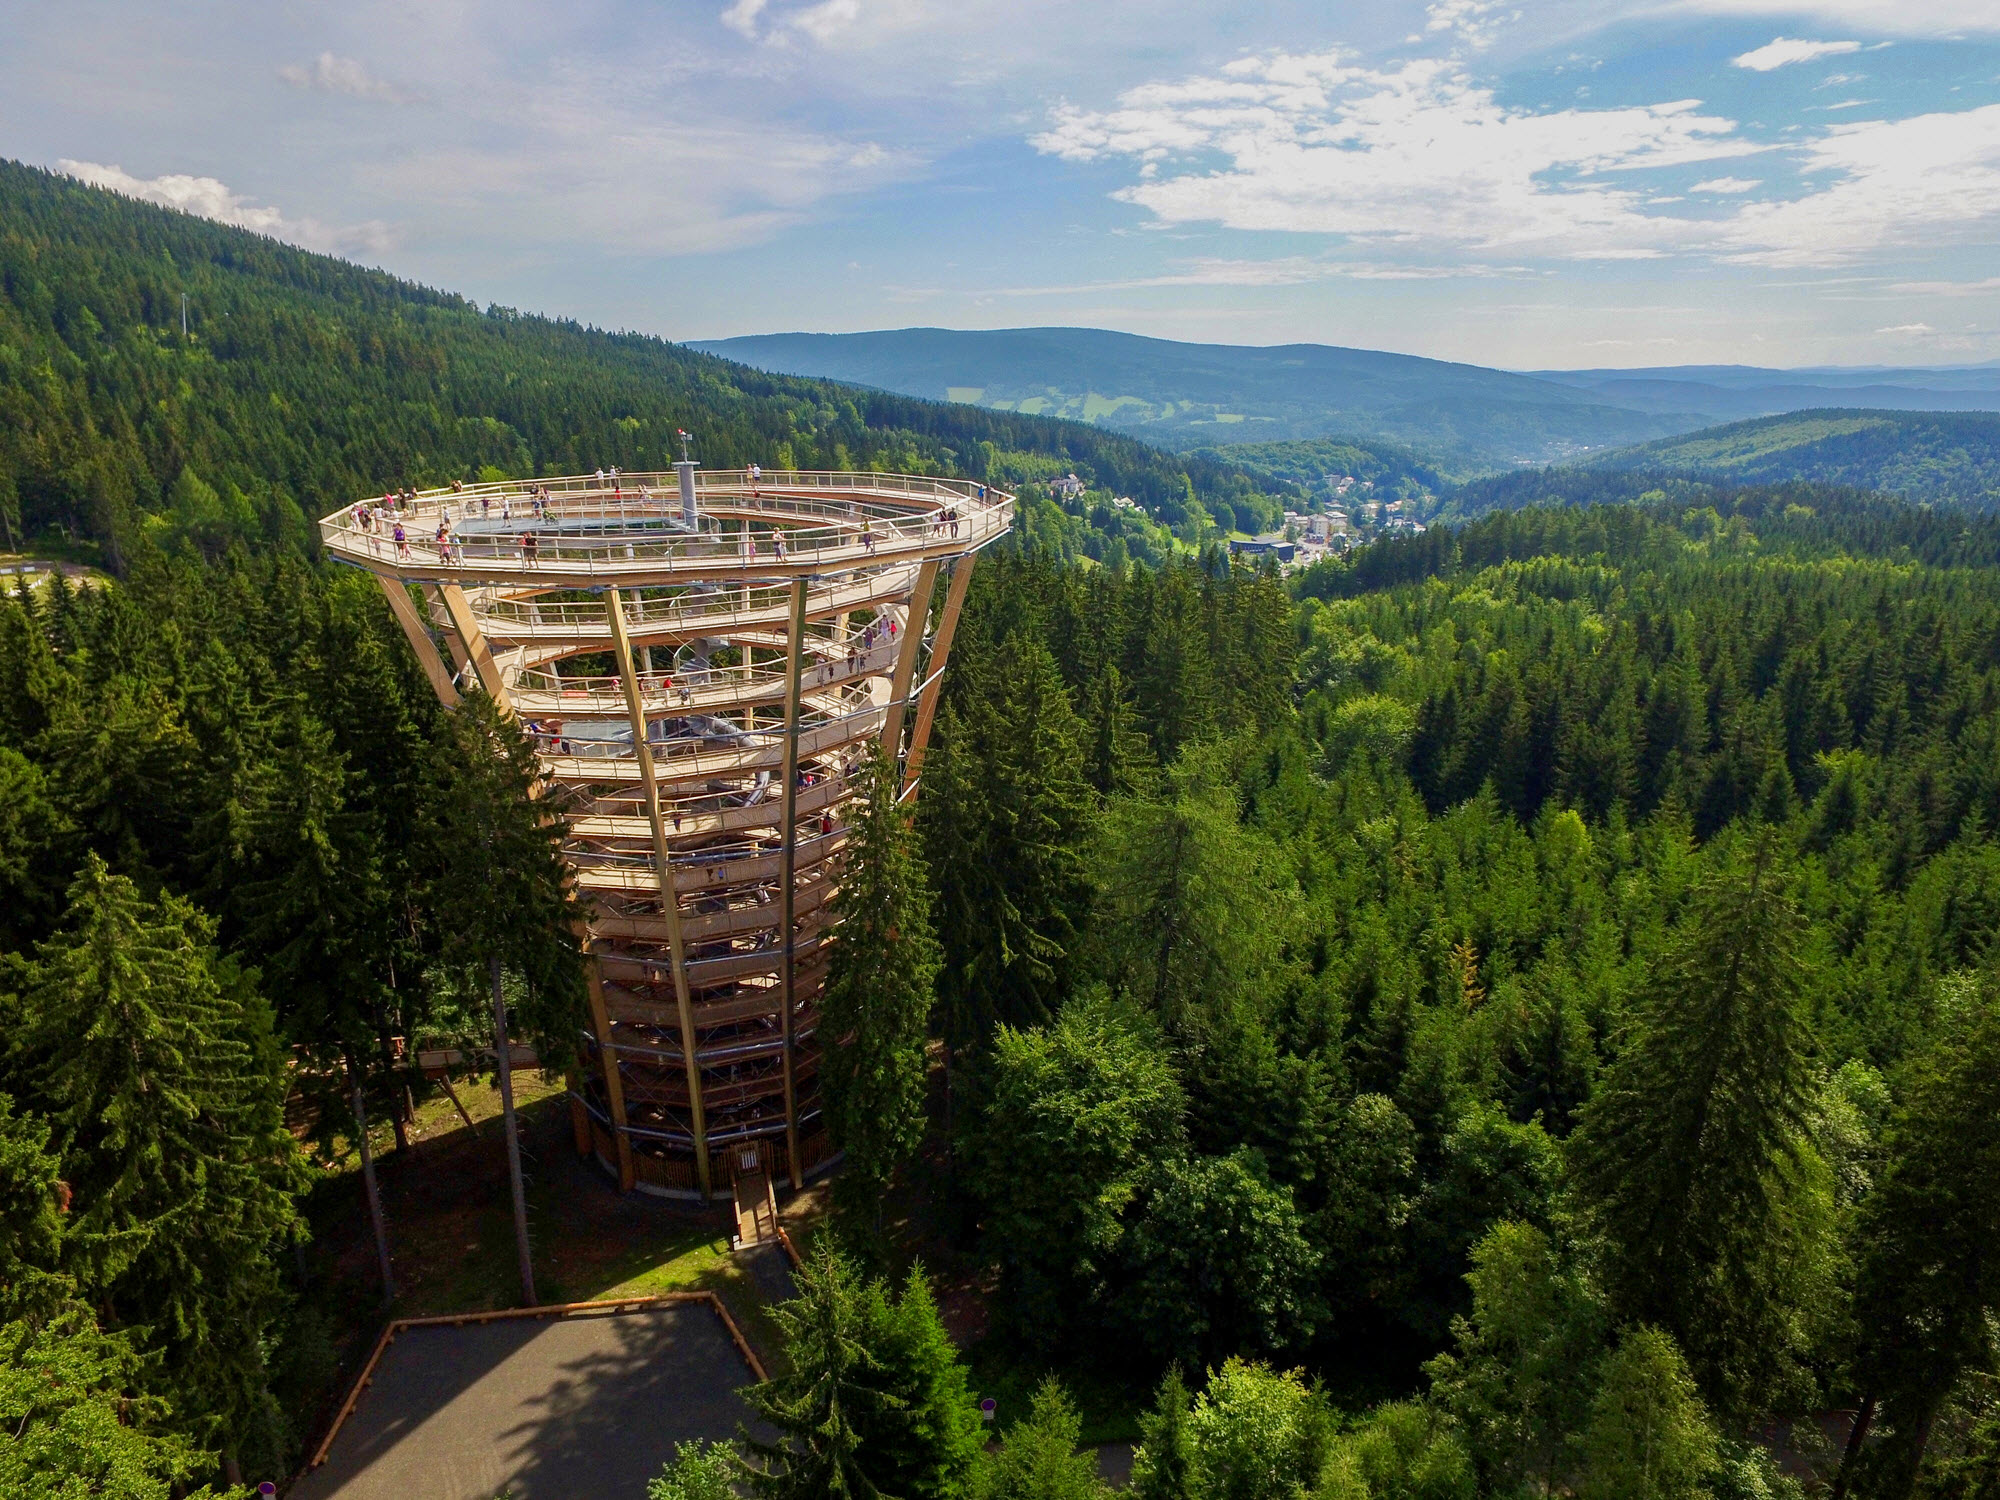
[
  {"xmin": 778, "ymin": 576, "xmax": 810, "ymax": 1189},
  {"xmin": 606, "ymin": 586, "xmax": 712, "ymax": 1200}
]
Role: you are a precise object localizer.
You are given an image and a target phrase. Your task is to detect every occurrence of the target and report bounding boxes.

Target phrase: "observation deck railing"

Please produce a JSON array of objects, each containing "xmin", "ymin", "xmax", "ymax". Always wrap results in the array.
[{"xmin": 319, "ymin": 470, "xmax": 1010, "ymax": 578}]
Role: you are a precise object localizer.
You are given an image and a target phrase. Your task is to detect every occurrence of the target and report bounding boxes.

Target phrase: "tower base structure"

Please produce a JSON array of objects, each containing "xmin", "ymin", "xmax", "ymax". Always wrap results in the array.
[{"xmin": 322, "ymin": 470, "xmax": 1011, "ymax": 1198}]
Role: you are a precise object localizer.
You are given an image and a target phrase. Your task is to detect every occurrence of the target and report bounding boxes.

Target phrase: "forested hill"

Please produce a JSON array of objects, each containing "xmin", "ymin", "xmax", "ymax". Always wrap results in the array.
[
  {"xmin": 0, "ymin": 159, "xmax": 1267, "ymax": 569},
  {"xmin": 1585, "ymin": 409, "xmax": 2000, "ymax": 509}
]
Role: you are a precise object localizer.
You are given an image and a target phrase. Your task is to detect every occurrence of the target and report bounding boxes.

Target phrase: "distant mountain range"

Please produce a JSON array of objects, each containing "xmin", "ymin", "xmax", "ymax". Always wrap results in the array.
[{"xmin": 692, "ymin": 327, "xmax": 2000, "ymax": 477}]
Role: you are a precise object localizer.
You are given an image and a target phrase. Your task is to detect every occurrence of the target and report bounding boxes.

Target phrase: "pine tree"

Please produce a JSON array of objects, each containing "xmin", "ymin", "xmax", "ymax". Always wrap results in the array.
[
  {"xmin": 0, "ymin": 856, "xmax": 301, "ymax": 1458},
  {"xmin": 1570, "ymin": 836, "xmax": 1829, "ymax": 1417},
  {"xmin": 821, "ymin": 747, "xmax": 943, "ymax": 1214}
]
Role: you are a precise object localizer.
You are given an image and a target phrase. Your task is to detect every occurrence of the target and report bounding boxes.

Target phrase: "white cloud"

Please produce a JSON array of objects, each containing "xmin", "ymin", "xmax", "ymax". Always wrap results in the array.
[
  {"xmin": 277, "ymin": 52, "xmax": 413, "ymax": 101},
  {"xmin": 1424, "ymin": 0, "xmax": 1511, "ymax": 50},
  {"xmin": 1876, "ymin": 322, "xmax": 1934, "ymax": 332},
  {"xmin": 720, "ymin": 0, "xmax": 769, "ymax": 38},
  {"xmin": 1679, "ymin": 0, "xmax": 1996, "ymax": 34},
  {"xmin": 1036, "ymin": 49, "xmax": 2000, "ymax": 274},
  {"xmin": 1033, "ymin": 51, "xmax": 1758, "ymax": 260},
  {"xmin": 55, "ymin": 160, "xmax": 393, "ymax": 256},
  {"xmin": 718, "ymin": 0, "xmax": 929, "ymax": 49},
  {"xmin": 1732, "ymin": 38, "xmax": 1863, "ymax": 71},
  {"xmin": 1889, "ymin": 277, "xmax": 2000, "ymax": 296},
  {"xmin": 1720, "ymin": 104, "xmax": 2000, "ymax": 266},
  {"xmin": 358, "ymin": 69, "xmax": 913, "ymax": 255}
]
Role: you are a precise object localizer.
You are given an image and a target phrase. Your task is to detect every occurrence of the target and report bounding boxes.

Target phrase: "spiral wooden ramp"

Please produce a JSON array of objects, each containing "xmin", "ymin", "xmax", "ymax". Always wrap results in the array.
[{"xmin": 322, "ymin": 468, "xmax": 1011, "ymax": 1199}]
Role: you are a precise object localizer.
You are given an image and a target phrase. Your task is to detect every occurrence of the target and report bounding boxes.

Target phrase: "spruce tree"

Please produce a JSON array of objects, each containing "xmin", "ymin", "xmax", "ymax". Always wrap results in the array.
[
  {"xmin": 1570, "ymin": 837, "xmax": 1829, "ymax": 1417},
  {"xmin": 925, "ymin": 632, "xmax": 1094, "ymax": 1047},
  {"xmin": 856, "ymin": 1266, "xmax": 986, "ymax": 1500},
  {"xmin": 1090, "ymin": 743, "xmax": 1288, "ymax": 1026},
  {"xmin": 821, "ymin": 746, "xmax": 943, "ymax": 1216},
  {"xmin": 1081, "ymin": 663, "xmax": 1155, "ymax": 802},
  {"xmin": 0, "ymin": 1093, "xmax": 65, "ymax": 1319},
  {"xmin": 1839, "ymin": 980, "xmax": 2000, "ymax": 1500},
  {"xmin": 1, "ymin": 856, "xmax": 301, "ymax": 1460},
  {"xmin": 419, "ymin": 692, "xmax": 584, "ymax": 1305},
  {"xmin": 737, "ymin": 1242, "xmax": 905, "ymax": 1499},
  {"xmin": 1127, "ymin": 563, "xmax": 1215, "ymax": 760},
  {"xmin": 975, "ymin": 1379, "xmax": 1108, "ymax": 1500},
  {"xmin": 1130, "ymin": 1368, "xmax": 1194, "ymax": 1500}
]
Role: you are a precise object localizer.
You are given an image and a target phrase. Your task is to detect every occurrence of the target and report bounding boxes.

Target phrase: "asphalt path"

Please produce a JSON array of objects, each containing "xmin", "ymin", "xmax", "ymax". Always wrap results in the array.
[{"xmin": 291, "ymin": 1304, "xmax": 758, "ymax": 1500}]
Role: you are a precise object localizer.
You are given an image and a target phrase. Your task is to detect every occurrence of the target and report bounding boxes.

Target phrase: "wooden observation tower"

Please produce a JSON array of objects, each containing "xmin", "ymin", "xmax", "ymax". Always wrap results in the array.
[{"xmin": 320, "ymin": 463, "xmax": 1011, "ymax": 1199}]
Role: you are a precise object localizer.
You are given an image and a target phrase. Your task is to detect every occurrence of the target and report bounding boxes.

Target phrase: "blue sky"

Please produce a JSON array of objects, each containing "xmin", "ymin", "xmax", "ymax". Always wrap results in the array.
[{"xmin": 4, "ymin": 0, "xmax": 1998, "ymax": 368}]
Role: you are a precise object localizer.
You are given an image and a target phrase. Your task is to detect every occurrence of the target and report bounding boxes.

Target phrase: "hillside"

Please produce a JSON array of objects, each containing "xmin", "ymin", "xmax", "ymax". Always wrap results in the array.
[
  {"xmin": 1191, "ymin": 435, "xmax": 1459, "ymax": 496},
  {"xmin": 0, "ymin": 161, "xmax": 1274, "ymax": 569},
  {"xmin": 691, "ymin": 326, "xmax": 1691, "ymax": 470},
  {"xmin": 1528, "ymin": 362, "xmax": 2000, "ymax": 421},
  {"xmin": 1587, "ymin": 409, "xmax": 2000, "ymax": 509}
]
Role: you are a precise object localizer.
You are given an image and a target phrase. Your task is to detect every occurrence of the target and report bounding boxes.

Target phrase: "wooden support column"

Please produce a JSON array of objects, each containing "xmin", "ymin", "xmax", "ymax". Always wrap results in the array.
[
  {"xmin": 437, "ymin": 582, "xmax": 512, "ymax": 713},
  {"xmin": 901, "ymin": 552, "xmax": 977, "ymax": 796},
  {"xmin": 421, "ymin": 583, "xmax": 474, "ymax": 677},
  {"xmin": 374, "ymin": 575, "xmax": 460, "ymax": 707},
  {"xmin": 582, "ymin": 954, "xmax": 635, "ymax": 1192},
  {"xmin": 777, "ymin": 576, "xmax": 809, "ymax": 1189},
  {"xmin": 606, "ymin": 585, "xmax": 713, "ymax": 1200},
  {"xmin": 878, "ymin": 559, "xmax": 939, "ymax": 764}
]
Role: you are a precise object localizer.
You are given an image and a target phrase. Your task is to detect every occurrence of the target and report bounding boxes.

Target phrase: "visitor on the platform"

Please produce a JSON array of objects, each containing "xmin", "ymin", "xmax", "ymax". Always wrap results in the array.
[{"xmin": 393, "ymin": 521, "xmax": 408, "ymax": 559}]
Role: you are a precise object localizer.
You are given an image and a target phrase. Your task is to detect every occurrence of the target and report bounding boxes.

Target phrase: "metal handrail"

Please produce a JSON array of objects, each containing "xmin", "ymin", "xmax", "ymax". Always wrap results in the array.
[
  {"xmin": 475, "ymin": 565, "xmax": 919, "ymax": 635},
  {"xmin": 511, "ymin": 637, "xmax": 902, "ymax": 704}
]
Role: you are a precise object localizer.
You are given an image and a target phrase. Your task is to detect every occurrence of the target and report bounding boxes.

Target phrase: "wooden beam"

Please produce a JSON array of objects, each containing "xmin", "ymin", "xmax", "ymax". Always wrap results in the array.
[
  {"xmin": 777, "ymin": 575, "xmax": 809, "ymax": 1189},
  {"xmin": 374, "ymin": 575, "xmax": 461, "ymax": 707},
  {"xmin": 421, "ymin": 583, "xmax": 474, "ymax": 677},
  {"xmin": 901, "ymin": 552, "xmax": 977, "ymax": 796},
  {"xmin": 878, "ymin": 559, "xmax": 939, "ymax": 765},
  {"xmin": 437, "ymin": 582, "xmax": 512, "ymax": 712},
  {"xmin": 606, "ymin": 585, "xmax": 713, "ymax": 1200},
  {"xmin": 582, "ymin": 956, "xmax": 635, "ymax": 1192}
]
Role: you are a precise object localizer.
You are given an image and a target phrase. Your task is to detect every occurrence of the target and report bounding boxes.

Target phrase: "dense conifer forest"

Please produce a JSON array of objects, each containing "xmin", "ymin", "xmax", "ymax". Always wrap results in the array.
[
  {"xmin": 2, "ymin": 167, "xmax": 1999, "ymax": 1500},
  {"xmin": 0, "ymin": 159, "xmax": 1271, "ymax": 569}
]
